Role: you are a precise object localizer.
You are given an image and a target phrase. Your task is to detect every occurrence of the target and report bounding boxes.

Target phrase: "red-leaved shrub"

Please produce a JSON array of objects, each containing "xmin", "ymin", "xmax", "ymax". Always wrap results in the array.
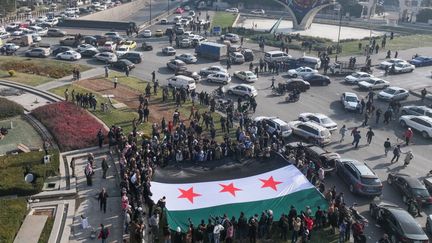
[{"xmin": 32, "ymin": 102, "xmax": 107, "ymax": 151}]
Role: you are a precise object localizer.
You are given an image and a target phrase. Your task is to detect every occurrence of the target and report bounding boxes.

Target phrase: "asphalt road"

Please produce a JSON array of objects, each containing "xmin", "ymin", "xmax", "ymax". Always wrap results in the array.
[{"xmin": 4, "ymin": 11, "xmax": 432, "ymax": 242}]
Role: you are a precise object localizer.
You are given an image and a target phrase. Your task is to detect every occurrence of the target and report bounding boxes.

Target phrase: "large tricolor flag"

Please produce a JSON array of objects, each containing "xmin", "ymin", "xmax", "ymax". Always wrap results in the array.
[{"xmin": 151, "ymin": 164, "xmax": 328, "ymax": 231}]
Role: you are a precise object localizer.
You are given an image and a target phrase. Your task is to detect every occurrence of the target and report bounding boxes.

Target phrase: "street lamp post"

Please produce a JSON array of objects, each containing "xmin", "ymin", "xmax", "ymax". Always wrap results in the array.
[
  {"xmin": 336, "ymin": 4, "xmax": 343, "ymax": 56},
  {"xmin": 168, "ymin": 0, "xmax": 170, "ymax": 14},
  {"xmin": 149, "ymin": 0, "xmax": 152, "ymax": 24}
]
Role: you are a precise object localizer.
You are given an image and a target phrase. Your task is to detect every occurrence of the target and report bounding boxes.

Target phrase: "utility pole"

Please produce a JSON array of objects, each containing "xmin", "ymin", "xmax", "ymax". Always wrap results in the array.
[
  {"xmin": 149, "ymin": 0, "xmax": 152, "ymax": 24},
  {"xmin": 167, "ymin": 0, "xmax": 170, "ymax": 14},
  {"xmin": 336, "ymin": 4, "xmax": 342, "ymax": 55}
]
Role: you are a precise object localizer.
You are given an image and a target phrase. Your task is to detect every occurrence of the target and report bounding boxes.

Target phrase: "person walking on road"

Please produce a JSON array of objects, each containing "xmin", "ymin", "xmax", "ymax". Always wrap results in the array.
[
  {"xmin": 362, "ymin": 113, "xmax": 369, "ymax": 127},
  {"xmin": 366, "ymin": 127, "xmax": 375, "ymax": 145},
  {"xmin": 101, "ymin": 158, "xmax": 109, "ymax": 179},
  {"xmin": 391, "ymin": 145, "xmax": 402, "ymax": 163},
  {"xmin": 339, "ymin": 125, "xmax": 347, "ymax": 143},
  {"xmin": 104, "ymin": 65, "xmax": 109, "ymax": 78},
  {"xmin": 404, "ymin": 128, "xmax": 413, "ymax": 145},
  {"xmin": 421, "ymin": 88, "xmax": 427, "ymax": 101},
  {"xmin": 270, "ymin": 76, "xmax": 275, "ymax": 88},
  {"xmin": 98, "ymin": 224, "xmax": 110, "ymax": 243},
  {"xmin": 352, "ymin": 131, "xmax": 361, "ymax": 148},
  {"xmin": 98, "ymin": 188, "xmax": 109, "ymax": 213},
  {"xmin": 384, "ymin": 138, "xmax": 391, "ymax": 156},
  {"xmin": 375, "ymin": 108, "xmax": 382, "ymax": 124}
]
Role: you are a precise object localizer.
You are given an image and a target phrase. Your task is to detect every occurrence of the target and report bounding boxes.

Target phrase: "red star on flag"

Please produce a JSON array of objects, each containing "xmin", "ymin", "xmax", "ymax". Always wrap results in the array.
[
  {"xmin": 260, "ymin": 176, "xmax": 282, "ymax": 191},
  {"xmin": 178, "ymin": 187, "xmax": 201, "ymax": 203},
  {"xmin": 219, "ymin": 183, "xmax": 242, "ymax": 196}
]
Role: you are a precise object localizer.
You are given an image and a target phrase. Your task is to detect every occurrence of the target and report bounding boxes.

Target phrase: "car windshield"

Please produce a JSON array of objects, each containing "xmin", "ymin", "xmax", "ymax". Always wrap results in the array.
[
  {"xmin": 383, "ymin": 88, "xmax": 396, "ymax": 95},
  {"xmin": 281, "ymin": 125, "xmax": 290, "ymax": 131},
  {"xmin": 346, "ymin": 96, "xmax": 357, "ymax": 102},
  {"xmin": 412, "ymin": 188, "xmax": 429, "ymax": 197},
  {"xmin": 320, "ymin": 118, "xmax": 333, "ymax": 124},
  {"xmin": 365, "ymin": 79, "xmax": 375, "ymax": 84},
  {"xmin": 247, "ymin": 73, "xmax": 254, "ymax": 76},
  {"xmin": 360, "ymin": 177, "xmax": 381, "ymax": 185}
]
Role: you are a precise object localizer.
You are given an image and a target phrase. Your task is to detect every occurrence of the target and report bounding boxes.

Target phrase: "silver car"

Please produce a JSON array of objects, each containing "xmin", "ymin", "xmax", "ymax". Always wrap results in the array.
[
  {"xmin": 401, "ymin": 106, "xmax": 432, "ymax": 118},
  {"xmin": 25, "ymin": 48, "xmax": 50, "ymax": 58}
]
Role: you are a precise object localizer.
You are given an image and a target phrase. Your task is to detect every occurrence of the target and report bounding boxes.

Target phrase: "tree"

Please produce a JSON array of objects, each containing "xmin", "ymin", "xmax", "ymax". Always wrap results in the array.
[{"xmin": 416, "ymin": 8, "xmax": 432, "ymax": 23}]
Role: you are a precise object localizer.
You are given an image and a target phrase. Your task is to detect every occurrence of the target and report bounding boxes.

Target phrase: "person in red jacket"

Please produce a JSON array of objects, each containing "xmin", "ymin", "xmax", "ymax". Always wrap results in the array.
[
  {"xmin": 404, "ymin": 128, "xmax": 413, "ymax": 146},
  {"xmin": 98, "ymin": 224, "xmax": 109, "ymax": 243}
]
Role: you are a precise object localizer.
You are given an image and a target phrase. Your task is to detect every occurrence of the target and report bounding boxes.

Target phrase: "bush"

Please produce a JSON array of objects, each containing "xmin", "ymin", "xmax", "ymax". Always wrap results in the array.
[
  {"xmin": 8, "ymin": 70, "xmax": 16, "ymax": 77},
  {"xmin": 0, "ymin": 98, "xmax": 24, "ymax": 119},
  {"xmin": 0, "ymin": 59, "xmax": 84, "ymax": 79},
  {"xmin": 32, "ymin": 102, "xmax": 107, "ymax": 151},
  {"xmin": 0, "ymin": 198, "xmax": 28, "ymax": 243}
]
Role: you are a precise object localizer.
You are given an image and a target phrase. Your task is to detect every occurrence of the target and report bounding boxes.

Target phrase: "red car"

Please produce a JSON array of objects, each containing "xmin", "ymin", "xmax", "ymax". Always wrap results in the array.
[{"xmin": 175, "ymin": 7, "xmax": 184, "ymax": 14}]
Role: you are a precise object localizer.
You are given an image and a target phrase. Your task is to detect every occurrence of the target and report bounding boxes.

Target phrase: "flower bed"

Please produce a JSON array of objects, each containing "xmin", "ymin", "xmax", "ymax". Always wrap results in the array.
[{"xmin": 32, "ymin": 102, "xmax": 107, "ymax": 151}]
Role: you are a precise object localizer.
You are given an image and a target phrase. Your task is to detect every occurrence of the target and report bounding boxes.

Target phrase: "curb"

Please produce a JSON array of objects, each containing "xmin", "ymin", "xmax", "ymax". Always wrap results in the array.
[{"xmin": 0, "ymin": 79, "xmax": 64, "ymax": 102}]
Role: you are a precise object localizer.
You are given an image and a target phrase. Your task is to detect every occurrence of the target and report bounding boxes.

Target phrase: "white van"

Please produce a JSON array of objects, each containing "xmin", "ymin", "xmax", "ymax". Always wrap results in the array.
[
  {"xmin": 168, "ymin": 75, "xmax": 196, "ymax": 91},
  {"xmin": 264, "ymin": 50, "xmax": 292, "ymax": 63},
  {"xmin": 297, "ymin": 56, "xmax": 322, "ymax": 69}
]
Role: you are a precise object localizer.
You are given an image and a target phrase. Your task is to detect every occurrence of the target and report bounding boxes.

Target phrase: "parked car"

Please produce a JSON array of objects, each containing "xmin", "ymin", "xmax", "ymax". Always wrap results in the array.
[
  {"xmin": 302, "ymin": 73, "xmax": 330, "ymax": 86},
  {"xmin": 229, "ymin": 52, "xmax": 245, "ymax": 64},
  {"xmin": 287, "ymin": 67, "xmax": 318, "ymax": 78},
  {"xmin": 166, "ymin": 59, "xmax": 187, "ymax": 71},
  {"xmin": 250, "ymin": 9, "xmax": 265, "ymax": 14},
  {"xmin": 46, "ymin": 28, "xmax": 66, "ymax": 37},
  {"xmin": 340, "ymin": 92, "xmax": 360, "ymax": 111},
  {"xmin": 162, "ymin": 46, "xmax": 176, "ymax": 56},
  {"xmin": 285, "ymin": 142, "xmax": 339, "ymax": 173},
  {"xmin": 401, "ymin": 106, "xmax": 432, "ymax": 118},
  {"xmin": 154, "ymin": 29, "xmax": 164, "ymax": 37},
  {"xmin": 399, "ymin": 115, "xmax": 432, "ymax": 138},
  {"xmin": 160, "ymin": 18, "xmax": 168, "ymax": 24},
  {"xmin": 336, "ymin": 159, "xmax": 383, "ymax": 196},
  {"xmin": 111, "ymin": 59, "xmax": 135, "ymax": 71},
  {"xmin": 25, "ymin": 48, "xmax": 50, "ymax": 57},
  {"xmin": 225, "ymin": 8, "xmax": 239, "ymax": 13},
  {"xmin": 60, "ymin": 37, "xmax": 82, "ymax": 47},
  {"xmin": 283, "ymin": 78, "xmax": 310, "ymax": 92},
  {"xmin": 100, "ymin": 41, "xmax": 117, "ymax": 52},
  {"xmin": 175, "ymin": 7, "xmax": 184, "ymax": 14},
  {"xmin": 56, "ymin": 50, "xmax": 81, "ymax": 61},
  {"xmin": 123, "ymin": 40, "xmax": 137, "ymax": 49},
  {"xmin": 207, "ymin": 72, "xmax": 231, "ymax": 84},
  {"xmin": 180, "ymin": 38, "xmax": 192, "ymax": 48},
  {"xmin": 409, "ymin": 56, "xmax": 432, "ymax": 67},
  {"xmin": 387, "ymin": 173, "xmax": 432, "ymax": 206},
  {"xmin": 76, "ymin": 43, "xmax": 97, "ymax": 53},
  {"xmin": 175, "ymin": 70, "xmax": 201, "ymax": 82},
  {"xmin": 52, "ymin": 46, "xmax": 73, "ymax": 56},
  {"xmin": 175, "ymin": 53, "xmax": 197, "ymax": 64},
  {"xmin": 221, "ymin": 33, "xmax": 240, "ymax": 43},
  {"xmin": 115, "ymin": 45, "xmax": 130, "ymax": 56},
  {"xmin": 142, "ymin": 29, "xmax": 152, "ymax": 38},
  {"xmin": 226, "ymin": 84, "xmax": 258, "ymax": 98},
  {"xmin": 369, "ymin": 202, "xmax": 429, "ymax": 242},
  {"xmin": 344, "ymin": 72, "xmax": 374, "ymax": 84},
  {"xmin": 254, "ymin": 116, "xmax": 292, "ymax": 138},
  {"xmin": 200, "ymin": 66, "xmax": 228, "ymax": 76},
  {"xmin": 378, "ymin": 87, "xmax": 409, "ymax": 101},
  {"xmin": 392, "ymin": 62, "xmax": 415, "ymax": 74},
  {"xmin": 94, "ymin": 52, "xmax": 117, "ymax": 63},
  {"xmin": 241, "ymin": 49, "xmax": 255, "ymax": 62},
  {"xmin": 120, "ymin": 51, "xmax": 143, "ymax": 64},
  {"xmin": 80, "ymin": 49, "xmax": 99, "ymax": 57},
  {"xmin": 357, "ymin": 77, "xmax": 390, "ymax": 90},
  {"xmin": 298, "ymin": 113, "xmax": 338, "ymax": 131},
  {"xmin": 233, "ymin": 71, "xmax": 258, "ymax": 83},
  {"xmin": 287, "ymin": 121, "xmax": 331, "ymax": 146},
  {"xmin": 379, "ymin": 58, "xmax": 407, "ymax": 69},
  {"xmin": 0, "ymin": 32, "xmax": 11, "ymax": 39}
]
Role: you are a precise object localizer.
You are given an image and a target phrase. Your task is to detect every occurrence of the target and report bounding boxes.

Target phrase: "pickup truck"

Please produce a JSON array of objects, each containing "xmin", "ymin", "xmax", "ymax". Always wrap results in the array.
[{"xmin": 59, "ymin": 37, "xmax": 82, "ymax": 47}]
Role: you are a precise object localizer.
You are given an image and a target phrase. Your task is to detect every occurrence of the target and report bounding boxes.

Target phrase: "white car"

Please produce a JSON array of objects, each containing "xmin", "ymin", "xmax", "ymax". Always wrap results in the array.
[
  {"xmin": 357, "ymin": 77, "xmax": 390, "ymax": 90},
  {"xmin": 94, "ymin": 52, "xmax": 118, "ymax": 63},
  {"xmin": 77, "ymin": 44, "xmax": 98, "ymax": 53},
  {"xmin": 254, "ymin": 116, "xmax": 292, "ymax": 138},
  {"xmin": 287, "ymin": 67, "xmax": 318, "ymax": 78},
  {"xmin": 399, "ymin": 115, "xmax": 432, "ymax": 138},
  {"xmin": 32, "ymin": 34, "xmax": 42, "ymax": 42},
  {"xmin": 56, "ymin": 50, "xmax": 81, "ymax": 61},
  {"xmin": 44, "ymin": 18, "xmax": 59, "ymax": 27},
  {"xmin": 344, "ymin": 72, "xmax": 374, "ymax": 84},
  {"xmin": 28, "ymin": 26, "xmax": 48, "ymax": 36},
  {"xmin": 250, "ymin": 9, "xmax": 265, "ymax": 14},
  {"xmin": 340, "ymin": 92, "xmax": 360, "ymax": 111},
  {"xmin": 36, "ymin": 16, "xmax": 48, "ymax": 23},
  {"xmin": 221, "ymin": 33, "xmax": 240, "ymax": 43},
  {"xmin": 207, "ymin": 72, "xmax": 231, "ymax": 84},
  {"xmin": 288, "ymin": 121, "xmax": 332, "ymax": 145},
  {"xmin": 180, "ymin": 38, "xmax": 192, "ymax": 48},
  {"xmin": 100, "ymin": 41, "xmax": 116, "ymax": 52},
  {"xmin": 116, "ymin": 45, "xmax": 130, "ymax": 56},
  {"xmin": 142, "ymin": 30, "xmax": 152, "ymax": 38},
  {"xmin": 379, "ymin": 58, "xmax": 407, "ymax": 69},
  {"xmin": 0, "ymin": 32, "xmax": 11, "ymax": 39},
  {"xmin": 226, "ymin": 84, "xmax": 258, "ymax": 98},
  {"xmin": 3, "ymin": 43, "xmax": 20, "ymax": 51},
  {"xmin": 175, "ymin": 53, "xmax": 197, "ymax": 64},
  {"xmin": 11, "ymin": 28, "xmax": 26, "ymax": 36},
  {"xmin": 200, "ymin": 66, "xmax": 228, "ymax": 76},
  {"xmin": 298, "ymin": 113, "xmax": 338, "ymax": 131},
  {"xmin": 378, "ymin": 87, "xmax": 409, "ymax": 101},
  {"xmin": 401, "ymin": 106, "xmax": 432, "ymax": 118},
  {"xmin": 392, "ymin": 63, "xmax": 415, "ymax": 74},
  {"xmin": 225, "ymin": 8, "xmax": 239, "ymax": 13},
  {"xmin": 234, "ymin": 71, "xmax": 258, "ymax": 83},
  {"xmin": 104, "ymin": 31, "xmax": 120, "ymax": 37}
]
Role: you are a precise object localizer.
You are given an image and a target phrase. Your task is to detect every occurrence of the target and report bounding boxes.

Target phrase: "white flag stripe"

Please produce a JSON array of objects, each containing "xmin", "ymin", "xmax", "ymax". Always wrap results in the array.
[{"xmin": 151, "ymin": 165, "xmax": 313, "ymax": 211}]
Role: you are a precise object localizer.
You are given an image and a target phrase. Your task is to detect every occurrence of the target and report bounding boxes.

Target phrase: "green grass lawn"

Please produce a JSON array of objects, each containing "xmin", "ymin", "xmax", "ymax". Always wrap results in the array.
[
  {"xmin": 0, "ymin": 116, "xmax": 44, "ymax": 155},
  {"xmin": 0, "ymin": 70, "xmax": 55, "ymax": 87},
  {"xmin": 0, "ymin": 198, "xmax": 28, "ymax": 243},
  {"xmin": 0, "ymin": 150, "xmax": 60, "ymax": 196},
  {"xmin": 38, "ymin": 216, "xmax": 54, "ymax": 243},
  {"xmin": 211, "ymin": 12, "xmax": 238, "ymax": 28}
]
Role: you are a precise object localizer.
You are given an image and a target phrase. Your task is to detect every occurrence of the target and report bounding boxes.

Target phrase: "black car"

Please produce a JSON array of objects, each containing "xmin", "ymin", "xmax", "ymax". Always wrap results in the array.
[
  {"xmin": 388, "ymin": 173, "xmax": 432, "ymax": 206},
  {"xmin": 80, "ymin": 49, "xmax": 99, "ymax": 57},
  {"xmin": 52, "ymin": 46, "xmax": 73, "ymax": 56},
  {"xmin": 111, "ymin": 59, "xmax": 135, "ymax": 71},
  {"xmin": 83, "ymin": 36, "xmax": 97, "ymax": 46},
  {"xmin": 369, "ymin": 202, "xmax": 429, "ymax": 243},
  {"xmin": 282, "ymin": 78, "xmax": 310, "ymax": 92},
  {"xmin": 302, "ymin": 73, "xmax": 331, "ymax": 86},
  {"xmin": 241, "ymin": 49, "xmax": 254, "ymax": 62},
  {"xmin": 120, "ymin": 52, "xmax": 143, "ymax": 64},
  {"xmin": 285, "ymin": 142, "xmax": 339, "ymax": 173}
]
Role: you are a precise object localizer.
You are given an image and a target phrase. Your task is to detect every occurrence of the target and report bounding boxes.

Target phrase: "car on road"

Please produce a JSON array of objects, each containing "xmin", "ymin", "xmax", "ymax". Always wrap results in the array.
[
  {"xmin": 162, "ymin": 46, "xmax": 176, "ymax": 56},
  {"xmin": 115, "ymin": 45, "xmax": 130, "ymax": 56},
  {"xmin": 340, "ymin": 92, "xmax": 360, "ymax": 111},
  {"xmin": 392, "ymin": 62, "xmax": 415, "ymax": 74},
  {"xmin": 426, "ymin": 214, "xmax": 432, "ymax": 235},
  {"xmin": 254, "ymin": 116, "xmax": 292, "ymax": 138},
  {"xmin": 46, "ymin": 28, "xmax": 66, "ymax": 37},
  {"xmin": 104, "ymin": 31, "xmax": 120, "ymax": 38},
  {"xmin": 399, "ymin": 115, "xmax": 432, "ymax": 138},
  {"xmin": 56, "ymin": 50, "xmax": 81, "ymax": 61},
  {"xmin": 283, "ymin": 78, "xmax": 310, "ymax": 92},
  {"xmin": 142, "ymin": 29, "xmax": 152, "ymax": 38},
  {"xmin": 298, "ymin": 113, "xmax": 338, "ymax": 131},
  {"xmin": 1, "ymin": 43, "xmax": 20, "ymax": 52},
  {"xmin": 241, "ymin": 49, "xmax": 255, "ymax": 62},
  {"xmin": 226, "ymin": 84, "xmax": 258, "ymax": 98},
  {"xmin": 94, "ymin": 52, "xmax": 117, "ymax": 63},
  {"xmin": 60, "ymin": 37, "xmax": 82, "ymax": 47},
  {"xmin": 28, "ymin": 26, "xmax": 48, "ymax": 36},
  {"xmin": 378, "ymin": 87, "xmax": 409, "ymax": 101},
  {"xmin": 302, "ymin": 73, "xmax": 331, "ymax": 86},
  {"xmin": 52, "ymin": 46, "xmax": 73, "ymax": 56},
  {"xmin": 120, "ymin": 52, "xmax": 142, "ymax": 64},
  {"xmin": 200, "ymin": 66, "xmax": 228, "ymax": 76},
  {"xmin": 369, "ymin": 202, "xmax": 428, "ymax": 243},
  {"xmin": 287, "ymin": 121, "xmax": 331, "ymax": 145},
  {"xmin": 175, "ymin": 7, "xmax": 184, "ymax": 14},
  {"xmin": 154, "ymin": 29, "xmax": 164, "ymax": 37},
  {"xmin": 76, "ymin": 43, "xmax": 97, "ymax": 53},
  {"xmin": 344, "ymin": 72, "xmax": 374, "ymax": 84},
  {"xmin": 401, "ymin": 106, "xmax": 432, "ymax": 118},
  {"xmin": 409, "ymin": 56, "xmax": 432, "ymax": 67},
  {"xmin": 0, "ymin": 31, "xmax": 11, "ymax": 39},
  {"xmin": 207, "ymin": 72, "xmax": 231, "ymax": 84},
  {"xmin": 229, "ymin": 52, "xmax": 245, "ymax": 64},
  {"xmin": 167, "ymin": 75, "xmax": 196, "ymax": 90},
  {"xmin": 336, "ymin": 159, "xmax": 383, "ymax": 196},
  {"xmin": 160, "ymin": 18, "xmax": 168, "ymax": 24},
  {"xmin": 100, "ymin": 41, "xmax": 117, "ymax": 52},
  {"xmin": 32, "ymin": 34, "xmax": 42, "ymax": 42},
  {"xmin": 233, "ymin": 71, "xmax": 258, "ymax": 83},
  {"xmin": 79, "ymin": 49, "xmax": 99, "ymax": 57},
  {"xmin": 287, "ymin": 67, "xmax": 318, "ymax": 78},
  {"xmin": 175, "ymin": 53, "xmax": 197, "ymax": 64},
  {"xmin": 387, "ymin": 173, "xmax": 432, "ymax": 206},
  {"xmin": 221, "ymin": 33, "xmax": 240, "ymax": 43},
  {"xmin": 25, "ymin": 48, "xmax": 50, "ymax": 57},
  {"xmin": 166, "ymin": 59, "xmax": 187, "ymax": 71},
  {"xmin": 123, "ymin": 40, "xmax": 137, "ymax": 49},
  {"xmin": 175, "ymin": 70, "xmax": 201, "ymax": 82},
  {"xmin": 379, "ymin": 58, "xmax": 407, "ymax": 69},
  {"xmin": 285, "ymin": 142, "xmax": 339, "ymax": 173},
  {"xmin": 180, "ymin": 38, "xmax": 192, "ymax": 48},
  {"xmin": 225, "ymin": 8, "xmax": 239, "ymax": 13},
  {"xmin": 357, "ymin": 77, "xmax": 390, "ymax": 90},
  {"xmin": 111, "ymin": 59, "xmax": 135, "ymax": 71},
  {"xmin": 250, "ymin": 9, "xmax": 265, "ymax": 14}
]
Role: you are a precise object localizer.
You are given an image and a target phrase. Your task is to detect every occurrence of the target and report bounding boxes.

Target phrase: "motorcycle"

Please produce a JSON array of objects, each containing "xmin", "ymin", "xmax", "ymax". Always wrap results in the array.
[
  {"xmin": 285, "ymin": 92, "xmax": 300, "ymax": 103},
  {"xmin": 271, "ymin": 87, "xmax": 286, "ymax": 96}
]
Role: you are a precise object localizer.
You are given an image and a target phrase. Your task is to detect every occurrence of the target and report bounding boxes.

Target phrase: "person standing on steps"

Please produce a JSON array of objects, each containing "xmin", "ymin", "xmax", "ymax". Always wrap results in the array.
[{"xmin": 98, "ymin": 188, "xmax": 109, "ymax": 213}]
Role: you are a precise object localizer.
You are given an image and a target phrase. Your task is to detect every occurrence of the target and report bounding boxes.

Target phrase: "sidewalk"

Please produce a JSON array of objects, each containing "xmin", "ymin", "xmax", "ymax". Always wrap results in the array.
[{"xmin": 35, "ymin": 67, "xmax": 104, "ymax": 91}]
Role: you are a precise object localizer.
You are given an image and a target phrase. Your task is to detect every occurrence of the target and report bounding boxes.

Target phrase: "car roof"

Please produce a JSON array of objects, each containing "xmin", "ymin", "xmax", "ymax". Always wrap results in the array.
[
  {"xmin": 270, "ymin": 118, "xmax": 288, "ymax": 125},
  {"xmin": 392, "ymin": 174, "xmax": 425, "ymax": 188},
  {"xmin": 343, "ymin": 92, "xmax": 358, "ymax": 97},
  {"xmin": 404, "ymin": 105, "xmax": 432, "ymax": 111},
  {"xmin": 302, "ymin": 121, "xmax": 327, "ymax": 130},
  {"xmin": 386, "ymin": 86, "xmax": 406, "ymax": 91},
  {"xmin": 311, "ymin": 113, "xmax": 327, "ymax": 119},
  {"xmin": 385, "ymin": 207, "xmax": 426, "ymax": 235},
  {"xmin": 340, "ymin": 159, "xmax": 375, "ymax": 175}
]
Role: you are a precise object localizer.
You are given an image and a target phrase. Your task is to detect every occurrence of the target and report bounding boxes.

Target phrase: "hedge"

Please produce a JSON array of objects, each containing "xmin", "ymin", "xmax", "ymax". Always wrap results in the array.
[{"xmin": 0, "ymin": 98, "xmax": 24, "ymax": 119}]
